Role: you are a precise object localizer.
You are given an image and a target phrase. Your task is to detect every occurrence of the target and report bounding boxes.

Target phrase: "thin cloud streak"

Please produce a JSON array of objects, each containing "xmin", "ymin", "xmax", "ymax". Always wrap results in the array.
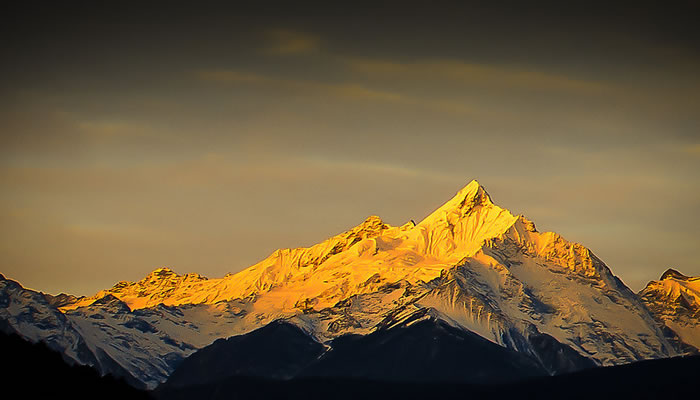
[
  {"xmin": 196, "ymin": 68, "xmax": 490, "ymax": 116},
  {"xmin": 263, "ymin": 29, "xmax": 321, "ymax": 55},
  {"xmin": 303, "ymin": 157, "xmax": 466, "ymax": 185},
  {"xmin": 346, "ymin": 58, "xmax": 613, "ymax": 94}
]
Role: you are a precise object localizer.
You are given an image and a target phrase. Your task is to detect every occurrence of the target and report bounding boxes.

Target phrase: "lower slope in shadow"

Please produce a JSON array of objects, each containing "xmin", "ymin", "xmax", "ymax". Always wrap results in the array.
[
  {"xmin": 164, "ymin": 319, "xmax": 326, "ymax": 388},
  {"xmin": 156, "ymin": 316, "xmax": 699, "ymax": 400},
  {"xmin": 159, "ymin": 316, "xmax": 553, "ymax": 400},
  {"xmin": 0, "ymin": 331, "xmax": 151, "ymax": 399},
  {"xmin": 302, "ymin": 316, "xmax": 548, "ymax": 383}
]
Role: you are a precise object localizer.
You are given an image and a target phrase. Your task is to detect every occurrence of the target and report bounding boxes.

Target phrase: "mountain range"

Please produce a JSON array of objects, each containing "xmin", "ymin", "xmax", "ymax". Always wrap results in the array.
[{"xmin": 1, "ymin": 180, "xmax": 697, "ymax": 389}]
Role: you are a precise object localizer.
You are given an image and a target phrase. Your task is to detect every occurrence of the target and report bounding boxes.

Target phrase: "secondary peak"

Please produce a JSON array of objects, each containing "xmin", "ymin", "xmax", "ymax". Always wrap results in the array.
[
  {"xmin": 660, "ymin": 268, "xmax": 690, "ymax": 281},
  {"xmin": 362, "ymin": 215, "xmax": 384, "ymax": 225},
  {"xmin": 146, "ymin": 267, "xmax": 179, "ymax": 280}
]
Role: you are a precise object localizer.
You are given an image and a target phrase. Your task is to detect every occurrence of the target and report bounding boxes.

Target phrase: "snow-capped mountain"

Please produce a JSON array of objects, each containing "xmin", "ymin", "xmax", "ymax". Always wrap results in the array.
[
  {"xmin": 0, "ymin": 273, "xmax": 91, "ymax": 363},
  {"xmin": 1, "ymin": 180, "xmax": 691, "ymax": 387},
  {"xmin": 1, "ymin": 273, "xmax": 255, "ymax": 388},
  {"xmin": 639, "ymin": 269, "xmax": 700, "ymax": 351},
  {"xmin": 0, "ymin": 274, "xmax": 146, "ymax": 387}
]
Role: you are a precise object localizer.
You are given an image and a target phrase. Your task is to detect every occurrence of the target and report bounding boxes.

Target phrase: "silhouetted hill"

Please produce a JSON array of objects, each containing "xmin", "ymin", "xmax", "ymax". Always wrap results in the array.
[
  {"xmin": 165, "ymin": 320, "xmax": 325, "ymax": 388},
  {"xmin": 302, "ymin": 317, "xmax": 551, "ymax": 383},
  {"xmin": 163, "ymin": 317, "xmax": 552, "ymax": 391},
  {"xmin": 0, "ymin": 332, "xmax": 151, "ymax": 399}
]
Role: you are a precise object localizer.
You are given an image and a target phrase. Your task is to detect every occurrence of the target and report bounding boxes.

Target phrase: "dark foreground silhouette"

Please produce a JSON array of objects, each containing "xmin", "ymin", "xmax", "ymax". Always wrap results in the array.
[
  {"xmin": 0, "ymin": 332, "xmax": 151, "ymax": 399},
  {"xmin": 164, "ymin": 318, "xmax": 594, "ymax": 390},
  {"xmin": 3, "ymin": 329, "xmax": 697, "ymax": 400},
  {"xmin": 155, "ymin": 354, "xmax": 699, "ymax": 400}
]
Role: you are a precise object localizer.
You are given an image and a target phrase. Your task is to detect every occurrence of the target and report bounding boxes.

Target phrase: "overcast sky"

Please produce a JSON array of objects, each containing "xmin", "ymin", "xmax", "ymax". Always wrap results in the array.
[{"xmin": 2, "ymin": 2, "xmax": 699, "ymax": 295}]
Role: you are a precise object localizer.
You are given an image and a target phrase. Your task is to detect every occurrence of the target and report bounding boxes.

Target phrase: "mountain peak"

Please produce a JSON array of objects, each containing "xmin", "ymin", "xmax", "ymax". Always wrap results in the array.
[
  {"xmin": 90, "ymin": 294, "xmax": 131, "ymax": 312},
  {"xmin": 340, "ymin": 215, "xmax": 388, "ymax": 240},
  {"xmin": 413, "ymin": 180, "xmax": 518, "ymax": 259},
  {"xmin": 150, "ymin": 267, "xmax": 177, "ymax": 274},
  {"xmin": 360, "ymin": 215, "xmax": 384, "ymax": 227},
  {"xmin": 422, "ymin": 180, "xmax": 494, "ymax": 222},
  {"xmin": 419, "ymin": 179, "xmax": 505, "ymax": 226},
  {"xmin": 660, "ymin": 269, "xmax": 691, "ymax": 281},
  {"xmin": 458, "ymin": 179, "xmax": 487, "ymax": 194},
  {"xmin": 145, "ymin": 267, "xmax": 179, "ymax": 280},
  {"xmin": 455, "ymin": 179, "xmax": 492, "ymax": 205}
]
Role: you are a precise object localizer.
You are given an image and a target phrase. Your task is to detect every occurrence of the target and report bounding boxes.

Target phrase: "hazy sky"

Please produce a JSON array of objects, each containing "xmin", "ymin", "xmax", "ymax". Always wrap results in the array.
[{"xmin": 2, "ymin": 2, "xmax": 699, "ymax": 295}]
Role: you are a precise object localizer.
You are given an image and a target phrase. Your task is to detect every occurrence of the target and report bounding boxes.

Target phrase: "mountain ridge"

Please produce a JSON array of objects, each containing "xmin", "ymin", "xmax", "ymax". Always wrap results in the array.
[
  {"xmin": 59, "ymin": 180, "xmax": 596, "ymax": 312},
  {"xmin": 2, "ymin": 179, "xmax": 696, "ymax": 388}
]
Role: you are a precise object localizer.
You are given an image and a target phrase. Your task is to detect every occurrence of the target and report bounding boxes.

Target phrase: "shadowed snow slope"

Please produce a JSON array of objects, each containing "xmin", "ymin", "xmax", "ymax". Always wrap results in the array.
[{"xmin": 1, "ymin": 180, "xmax": 688, "ymax": 387}]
